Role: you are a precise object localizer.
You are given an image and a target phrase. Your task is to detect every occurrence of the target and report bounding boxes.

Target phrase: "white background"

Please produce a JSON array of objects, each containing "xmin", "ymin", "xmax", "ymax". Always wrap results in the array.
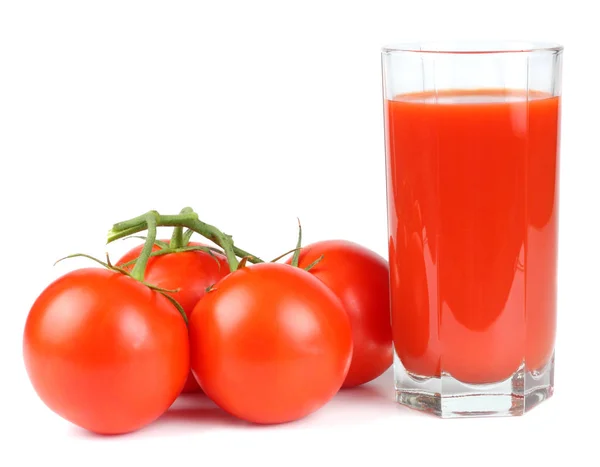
[{"xmin": 1, "ymin": 0, "xmax": 597, "ymax": 465}]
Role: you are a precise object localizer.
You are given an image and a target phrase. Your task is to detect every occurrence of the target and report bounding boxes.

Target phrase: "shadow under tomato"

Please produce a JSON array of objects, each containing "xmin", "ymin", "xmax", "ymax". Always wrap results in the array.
[
  {"xmin": 68, "ymin": 393, "xmax": 254, "ymax": 438},
  {"xmin": 151, "ymin": 393, "xmax": 254, "ymax": 430},
  {"xmin": 69, "ymin": 371, "xmax": 427, "ymax": 437}
]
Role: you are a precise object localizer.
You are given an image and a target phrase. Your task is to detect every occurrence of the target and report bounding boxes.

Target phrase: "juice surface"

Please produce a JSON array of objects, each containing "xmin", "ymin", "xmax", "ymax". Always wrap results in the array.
[{"xmin": 385, "ymin": 89, "xmax": 560, "ymax": 384}]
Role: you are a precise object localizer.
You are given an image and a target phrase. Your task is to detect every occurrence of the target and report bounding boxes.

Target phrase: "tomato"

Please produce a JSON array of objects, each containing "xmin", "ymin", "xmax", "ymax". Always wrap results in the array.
[
  {"xmin": 117, "ymin": 241, "xmax": 229, "ymax": 392},
  {"xmin": 23, "ymin": 268, "xmax": 189, "ymax": 435},
  {"xmin": 189, "ymin": 262, "xmax": 352, "ymax": 424},
  {"xmin": 290, "ymin": 240, "xmax": 392, "ymax": 387}
]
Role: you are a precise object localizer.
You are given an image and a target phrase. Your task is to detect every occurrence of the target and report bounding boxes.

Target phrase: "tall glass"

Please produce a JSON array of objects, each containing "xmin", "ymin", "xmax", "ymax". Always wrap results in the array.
[{"xmin": 382, "ymin": 42, "xmax": 562, "ymax": 417}]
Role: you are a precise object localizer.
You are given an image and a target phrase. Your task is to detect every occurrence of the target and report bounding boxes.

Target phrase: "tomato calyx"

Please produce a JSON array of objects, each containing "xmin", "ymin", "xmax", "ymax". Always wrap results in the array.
[
  {"xmin": 107, "ymin": 207, "xmax": 328, "ymax": 279},
  {"xmin": 56, "ymin": 253, "xmax": 175, "ymax": 293},
  {"xmin": 169, "ymin": 207, "xmax": 194, "ymax": 249},
  {"xmin": 237, "ymin": 256, "xmax": 253, "ymax": 269},
  {"xmin": 286, "ymin": 218, "xmax": 324, "ymax": 271},
  {"xmin": 118, "ymin": 209, "xmax": 225, "ymax": 270},
  {"xmin": 108, "ymin": 207, "xmax": 264, "ymax": 272},
  {"xmin": 61, "ymin": 253, "xmax": 188, "ymax": 325},
  {"xmin": 303, "ymin": 254, "xmax": 325, "ymax": 271},
  {"xmin": 56, "ymin": 211, "xmax": 189, "ymax": 325},
  {"xmin": 118, "ymin": 243, "xmax": 225, "ymax": 270},
  {"xmin": 107, "ymin": 208, "xmax": 324, "ymax": 277},
  {"xmin": 269, "ymin": 248, "xmax": 300, "ymax": 262},
  {"xmin": 290, "ymin": 218, "xmax": 303, "ymax": 267}
]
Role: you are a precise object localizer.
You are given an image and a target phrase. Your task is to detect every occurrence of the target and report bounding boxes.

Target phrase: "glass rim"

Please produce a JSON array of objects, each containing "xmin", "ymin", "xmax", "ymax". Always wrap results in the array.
[{"xmin": 381, "ymin": 41, "xmax": 563, "ymax": 55}]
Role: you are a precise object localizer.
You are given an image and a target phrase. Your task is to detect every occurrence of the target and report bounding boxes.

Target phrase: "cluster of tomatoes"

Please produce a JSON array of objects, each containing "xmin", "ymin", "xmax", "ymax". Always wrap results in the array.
[{"xmin": 23, "ymin": 209, "xmax": 391, "ymax": 434}]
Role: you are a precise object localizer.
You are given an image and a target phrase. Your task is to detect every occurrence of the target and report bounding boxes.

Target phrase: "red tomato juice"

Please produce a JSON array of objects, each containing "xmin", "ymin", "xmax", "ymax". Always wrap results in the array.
[{"xmin": 385, "ymin": 89, "xmax": 560, "ymax": 384}]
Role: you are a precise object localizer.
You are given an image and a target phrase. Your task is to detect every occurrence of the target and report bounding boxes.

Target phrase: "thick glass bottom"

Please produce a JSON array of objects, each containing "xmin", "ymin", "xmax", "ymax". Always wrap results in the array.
[{"xmin": 394, "ymin": 351, "xmax": 554, "ymax": 418}]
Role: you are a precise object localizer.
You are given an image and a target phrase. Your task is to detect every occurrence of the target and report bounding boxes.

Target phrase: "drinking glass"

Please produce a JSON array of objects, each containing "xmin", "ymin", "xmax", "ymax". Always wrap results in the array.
[{"xmin": 382, "ymin": 41, "xmax": 563, "ymax": 417}]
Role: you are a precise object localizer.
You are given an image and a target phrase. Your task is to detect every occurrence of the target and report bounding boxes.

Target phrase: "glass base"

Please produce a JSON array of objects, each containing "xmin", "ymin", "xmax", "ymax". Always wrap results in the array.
[{"xmin": 394, "ymin": 352, "xmax": 554, "ymax": 418}]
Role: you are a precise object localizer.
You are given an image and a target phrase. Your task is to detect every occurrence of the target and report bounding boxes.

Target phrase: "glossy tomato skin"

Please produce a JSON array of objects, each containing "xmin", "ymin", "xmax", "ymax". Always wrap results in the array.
[
  {"xmin": 189, "ymin": 263, "xmax": 353, "ymax": 424},
  {"xmin": 23, "ymin": 268, "xmax": 189, "ymax": 435},
  {"xmin": 117, "ymin": 241, "xmax": 229, "ymax": 393},
  {"xmin": 290, "ymin": 240, "xmax": 392, "ymax": 388}
]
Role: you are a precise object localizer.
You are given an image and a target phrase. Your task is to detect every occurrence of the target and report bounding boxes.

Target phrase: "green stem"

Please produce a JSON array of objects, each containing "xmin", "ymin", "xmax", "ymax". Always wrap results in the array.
[
  {"xmin": 291, "ymin": 218, "xmax": 302, "ymax": 267},
  {"xmin": 108, "ymin": 211, "xmax": 263, "ymax": 271},
  {"xmin": 109, "ymin": 212, "xmax": 199, "ymax": 243},
  {"xmin": 120, "ymin": 244, "xmax": 225, "ymax": 269},
  {"xmin": 131, "ymin": 211, "xmax": 159, "ymax": 281},
  {"xmin": 112, "ymin": 212, "xmax": 151, "ymax": 232},
  {"xmin": 304, "ymin": 254, "xmax": 324, "ymax": 272},
  {"xmin": 170, "ymin": 207, "xmax": 194, "ymax": 249},
  {"xmin": 187, "ymin": 218, "xmax": 238, "ymax": 271},
  {"xmin": 270, "ymin": 247, "xmax": 300, "ymax": 263},
  {"xmin": 182, "ymin": 228, "xmax": 195, "ymax": 245}
]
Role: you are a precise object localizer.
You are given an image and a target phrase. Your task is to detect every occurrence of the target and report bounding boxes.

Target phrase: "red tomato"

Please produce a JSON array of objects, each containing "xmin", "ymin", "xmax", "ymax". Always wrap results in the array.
[
  {"xmin": 290, "ymin": 240, "xmax": 392, "ymax": 387},
  {"xmin": 117, "ymin": 241, "xmax": 229, "ymax": 392},
  {"xmin": 23, "ymin": 268, "xmax": 189, "ymax": 435},
  {"xmin": 189, "ymin": 262, "xmax": 352, "ymax": 424}
]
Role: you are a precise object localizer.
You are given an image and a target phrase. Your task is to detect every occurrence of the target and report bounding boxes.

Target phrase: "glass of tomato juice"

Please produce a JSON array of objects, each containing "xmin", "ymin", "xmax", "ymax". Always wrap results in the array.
[{"xmin": 382, "ymin": 41, "xmax": 563, "ymax": 417}]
